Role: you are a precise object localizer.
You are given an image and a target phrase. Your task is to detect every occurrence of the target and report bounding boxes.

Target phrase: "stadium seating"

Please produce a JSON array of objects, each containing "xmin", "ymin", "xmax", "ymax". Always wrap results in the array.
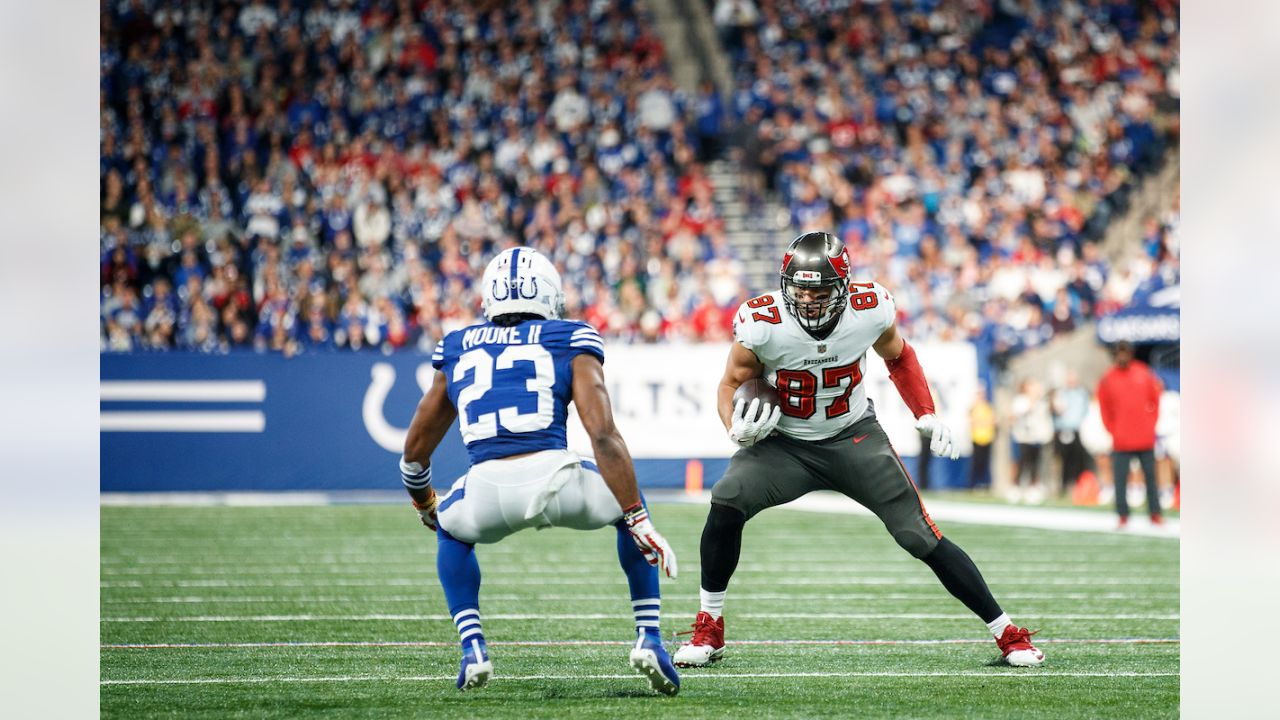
[
  {"xmin": 100, "ymin": 0, "xmax": 736, "ymax": 353},
  {"xmin": 100, "ymin": 0, "xmax": 1179, "ymax": 360},
  {"xmin": 712, "ymin": 0, "xmax": 1179, "ymax": 372}
]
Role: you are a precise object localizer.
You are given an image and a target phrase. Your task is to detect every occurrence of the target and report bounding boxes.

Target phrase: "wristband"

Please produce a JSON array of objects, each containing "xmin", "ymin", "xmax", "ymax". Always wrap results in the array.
[
  {"xmin": 400, "ymin": 456, "xmax": 431, "ymax": 490},
  {"xmin": 622, "ymin": 501, "xmax": 648, "ymax": 526}
]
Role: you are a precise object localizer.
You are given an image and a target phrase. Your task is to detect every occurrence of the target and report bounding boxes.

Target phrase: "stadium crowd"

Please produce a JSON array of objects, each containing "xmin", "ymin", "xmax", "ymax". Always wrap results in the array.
[
  {"xmin": 713, "ymin": 0, "xmax": 1179, "ymax": 369},
  {"xmin": 100, "ymin": 0, "xmax": 740, "ymax": 354},
  {"xmin": 100, "ymin": 0, "xmax": 1178, "ymax": 360}
]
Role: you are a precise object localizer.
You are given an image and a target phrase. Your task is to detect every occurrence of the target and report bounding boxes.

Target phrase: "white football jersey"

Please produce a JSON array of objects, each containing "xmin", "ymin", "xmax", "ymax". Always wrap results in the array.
[{"xmin": 732, "ymin": 282, "xmax": 897, "ymax": 441}]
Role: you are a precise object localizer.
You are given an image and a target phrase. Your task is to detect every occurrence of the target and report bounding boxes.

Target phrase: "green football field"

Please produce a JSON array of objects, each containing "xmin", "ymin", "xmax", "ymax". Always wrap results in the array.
[{"xmin": 101, "ymin": 502, "xmax": 1179, "ymax": 718}]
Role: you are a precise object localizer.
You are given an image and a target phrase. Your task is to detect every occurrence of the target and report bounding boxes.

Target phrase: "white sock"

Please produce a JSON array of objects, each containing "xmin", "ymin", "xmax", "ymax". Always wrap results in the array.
[
  {"xmin": 453, "ymin": 608, "xmax": 484, "ymax": 645},
  {"xmin": 699, "ymin": 588, "xmax": 726, "ymax": 620},
  {"xmin": 986, "ymin": 612, "xmax": 1013, "ymax": 638},
  {"xmin": 632, "ymin": 597, "xmax": 661, "ymax": 636}
]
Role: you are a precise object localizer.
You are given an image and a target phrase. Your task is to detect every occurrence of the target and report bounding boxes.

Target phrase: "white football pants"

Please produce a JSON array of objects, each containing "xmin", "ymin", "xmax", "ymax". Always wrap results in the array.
[{"xmin": 436, "ymin": 449, "xmax": 625, "ymax": 544}]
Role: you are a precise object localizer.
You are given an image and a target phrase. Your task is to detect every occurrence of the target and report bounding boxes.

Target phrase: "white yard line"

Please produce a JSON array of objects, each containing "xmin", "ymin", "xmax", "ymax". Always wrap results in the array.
[
  {"xmin": 100, "ymin": 591, "xmax": 1177, "ymax": 604},
  {"xmin": 100, "ymin": 490, "xmax": 1180, "ymax": 537},
  {"xmin": 100, "ymin": 576, "xmax": 1179, "ymax": 589},
  {"xmin": 99, "ymin": 556, "xmax": 1169, "ymax": 566},
  {"xmin": 101, "ymin": 670, "xmax": 1179, "ymax": 686},
  {"xmin": 98, "ymin": 567, "xmax": 1178, "ymax": 578},
  {"xmin": 101, "ymin": 612, "xmax": 1179, "ymax": 623},
  {"xmin": 103, "ymin": 638, "xmax": 1180, "ymax": 649}
]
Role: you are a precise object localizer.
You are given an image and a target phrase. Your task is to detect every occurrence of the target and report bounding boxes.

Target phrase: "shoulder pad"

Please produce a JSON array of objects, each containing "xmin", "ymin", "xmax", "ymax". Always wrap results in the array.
[
  {"xmin": 431, "ymin": 328, "xmax": 464, "ymax": 370},
  {"xmin": 543, "ymin": 320, "xmax": 605, "ymax": 363},
  {"xmin": 733, "ymin": 292, "xmax": 782, "ymax": 350},
  {"xmin": 850, "ymin": 281, "xmax": 897, "ymax": 332}
]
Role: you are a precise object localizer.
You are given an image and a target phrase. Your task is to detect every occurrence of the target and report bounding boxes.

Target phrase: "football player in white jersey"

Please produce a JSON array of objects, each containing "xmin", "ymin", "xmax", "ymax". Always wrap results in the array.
[{"xmin": 672, "ymin": 232, "xmax": 1045, "ymax": 668}]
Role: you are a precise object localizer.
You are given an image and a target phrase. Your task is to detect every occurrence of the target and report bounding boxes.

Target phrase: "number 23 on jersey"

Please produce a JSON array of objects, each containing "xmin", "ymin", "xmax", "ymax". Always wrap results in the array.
[{"xmin": 453, "ymin": 345, "xmax": 555, "ymax": 441}]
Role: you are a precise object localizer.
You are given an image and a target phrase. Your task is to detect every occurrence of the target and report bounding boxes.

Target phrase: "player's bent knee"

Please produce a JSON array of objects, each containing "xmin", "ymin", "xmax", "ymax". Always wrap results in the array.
[
  {"xmin": 706, "ymin": 503, "xmax": 747, "ymax": 533},
  {"xmin": 709, "ymin": 475, "xmax": 743, "ymax": 506},
  {"xmin": 892, "ymin": 529, "xmax": 937, "ymax": 559}
]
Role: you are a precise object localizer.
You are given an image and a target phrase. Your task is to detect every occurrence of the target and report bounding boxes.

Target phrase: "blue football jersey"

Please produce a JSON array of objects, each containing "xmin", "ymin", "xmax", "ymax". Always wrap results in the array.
[{"xmin": 431, "ymin": 319, "xmax": 605, "ymax": 465}]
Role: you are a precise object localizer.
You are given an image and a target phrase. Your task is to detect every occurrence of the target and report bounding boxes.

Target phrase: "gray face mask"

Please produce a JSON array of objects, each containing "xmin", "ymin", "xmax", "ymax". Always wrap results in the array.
[{"xmin": 782, "ymin": 279, "xmax": 847, "ymax": 336}]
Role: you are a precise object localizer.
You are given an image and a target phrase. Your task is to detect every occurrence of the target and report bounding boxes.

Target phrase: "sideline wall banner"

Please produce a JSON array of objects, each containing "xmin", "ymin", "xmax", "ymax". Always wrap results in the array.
[{"xmin": 101, "ymin": 342, "xmax": 977, "ymax": 492}]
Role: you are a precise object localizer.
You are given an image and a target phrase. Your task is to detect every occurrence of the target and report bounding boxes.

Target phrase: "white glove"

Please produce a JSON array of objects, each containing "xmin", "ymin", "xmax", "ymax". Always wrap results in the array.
[
  {"xmin": 622, "ymin": 503, "xmax": 678, "ymax": 578},
  {"xmin": 728, "ymin": 397, "xmax": 783, "ymax": 448},
  {"xmin": 915, "ymin": 414, "xmax": 959, "ymax": 460}
]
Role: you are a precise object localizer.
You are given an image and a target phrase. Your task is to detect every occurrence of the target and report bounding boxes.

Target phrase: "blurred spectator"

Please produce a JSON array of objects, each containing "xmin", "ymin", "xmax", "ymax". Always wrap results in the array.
[
  {"xmin": 1009, "ymin": 379, "xmax": 1053, "ymax": 504},
  {"xmin": 712, "ymin": 0, "xmax": 758, "ymax": 55},
  {"xmin": 694, "ymin": 81, "xmax": 724, "ymax": 163},
  {"xmin": 1051, "ymin": 369, "xmax": 1093, "ymax": 497},
  {"xmin": 1096, "ymin": 341, "xmax": 1164, "ymax": 527},
  {"xmin": 968, "ymin": 383, "xmax": 995, "ymax": 489}
]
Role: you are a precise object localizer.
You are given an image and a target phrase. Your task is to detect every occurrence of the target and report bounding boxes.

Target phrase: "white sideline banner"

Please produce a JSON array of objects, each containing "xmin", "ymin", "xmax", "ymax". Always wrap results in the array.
[
  {"xmin": 863, "ymin": 342, "xmax": 978, "ymax": 458},
  {"xmin": 567, "ymin": 342, "xmax": 978, "ymax": 459},
  {"xmin": 566, "ymin": 343, "xmax": 730, "ymax": 458}
]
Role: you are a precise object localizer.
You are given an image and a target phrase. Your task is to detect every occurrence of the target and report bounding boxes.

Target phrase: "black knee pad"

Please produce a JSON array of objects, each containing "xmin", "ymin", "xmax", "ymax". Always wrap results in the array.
[
  {"xmin": 893, "ymin": 529, "xmax": 936, "ymax": 559},
  {"xmin": 701, "ymin": 503, "xmax": 747, "ymax": 593},
  {"xmin": 706, "ymin": 503, "xmax": 747, "ymax": 533}
]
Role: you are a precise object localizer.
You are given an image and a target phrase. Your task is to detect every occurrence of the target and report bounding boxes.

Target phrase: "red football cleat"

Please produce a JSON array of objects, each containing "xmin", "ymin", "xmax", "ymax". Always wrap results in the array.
[
  {"xmin": 673, "ymin": 611, "xmax": 725, "ymax": 667},
  {"xmin": 996, "ymin": 625, "xmax": 1045, "ymax": 667}
]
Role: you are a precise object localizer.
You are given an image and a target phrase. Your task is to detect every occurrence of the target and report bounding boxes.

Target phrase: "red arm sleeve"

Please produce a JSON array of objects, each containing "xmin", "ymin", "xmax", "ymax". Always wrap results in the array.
[{"xmin": 884, "ymin": 340, "xmax": 935, "ymax": 419}]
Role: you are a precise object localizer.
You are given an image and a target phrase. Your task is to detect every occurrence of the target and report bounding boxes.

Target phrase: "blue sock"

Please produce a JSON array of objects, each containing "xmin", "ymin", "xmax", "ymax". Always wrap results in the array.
[
  {"xmin": 437, "ymin": 527, "xmax": 484, "ymax": 652},
  {"xmin": 616, "ymin": 503, "xmax": 661, "ymax": 641}
]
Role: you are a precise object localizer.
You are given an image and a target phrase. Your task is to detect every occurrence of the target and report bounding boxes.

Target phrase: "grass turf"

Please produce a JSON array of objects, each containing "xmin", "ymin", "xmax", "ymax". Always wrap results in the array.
[{"xmin": 102, "ymin": 503, "xmax": 1178, "ymax": 718}]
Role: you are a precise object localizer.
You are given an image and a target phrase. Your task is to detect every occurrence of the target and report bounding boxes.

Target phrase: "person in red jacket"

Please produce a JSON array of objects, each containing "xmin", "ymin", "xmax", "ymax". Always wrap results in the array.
[{"xmin": 1096, "ymin": 342, "xmax": 1165, "ymax": 527}]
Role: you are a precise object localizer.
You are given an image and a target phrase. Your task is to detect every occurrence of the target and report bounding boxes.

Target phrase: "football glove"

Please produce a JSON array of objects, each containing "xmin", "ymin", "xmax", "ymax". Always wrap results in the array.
[
  {"xmin": 622, "ymin": 502, "xmax": 678, "ymax": 579},
  {"xmin": 411, "ymin": 488, "xmax": 440, "ymax": 531},
  {"xmin": 728, "ymin": 397, "xmax": 782, "ymax": 448},
  {"xmin": 915, "ymin": 414, "xmax": 959, "ymax": 460}
]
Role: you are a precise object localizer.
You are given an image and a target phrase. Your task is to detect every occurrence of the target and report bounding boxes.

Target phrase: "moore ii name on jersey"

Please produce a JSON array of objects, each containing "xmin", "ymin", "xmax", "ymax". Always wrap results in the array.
[{"xmin": 432, "ymin": 319, "xmax": 605, "ymax": 463}]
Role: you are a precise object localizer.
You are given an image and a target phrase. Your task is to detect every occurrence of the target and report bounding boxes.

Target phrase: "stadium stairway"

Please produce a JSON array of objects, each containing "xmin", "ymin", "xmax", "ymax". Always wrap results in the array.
[
  {"xmin": 1101, "ymin": 148, "xmax": 1181, "ymax": 265},
  {"xmin": 647, "ymin": 0, "xmax": 784, "ymax": 294},
  {"xmin": 708, "ymin": 158, "xmax": 792, "ymax": 295},
  {"xmin": 644, "ymin": 0, "xmax": 701, "ymax": 92}
]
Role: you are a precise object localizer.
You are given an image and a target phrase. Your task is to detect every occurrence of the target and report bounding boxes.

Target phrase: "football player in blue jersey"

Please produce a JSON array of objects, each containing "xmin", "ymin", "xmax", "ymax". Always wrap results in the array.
[{"xmin": 399, "ymin": 247, "xmax": 681, "ymax": 695}]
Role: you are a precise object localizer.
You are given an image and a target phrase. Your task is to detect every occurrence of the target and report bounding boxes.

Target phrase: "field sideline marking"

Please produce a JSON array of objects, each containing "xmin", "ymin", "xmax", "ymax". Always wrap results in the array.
[
  {"xmin": 103, "ymin": 638, "xmax": 1180, "ymax": 649},
  {"xmin": 101, "ymin": 577, "xmax": 1177, "ymax": 588},
  {"xmin": 101, "ymin": 612, "xmax": 1179, "ymax": 622},
  {"xmin": 101, "ymin": 671, "xmax": 1179, "ymax": 686},
  {"xmin": 101, "ymin": 591, "xmax": 1176, "ymax": 604}
]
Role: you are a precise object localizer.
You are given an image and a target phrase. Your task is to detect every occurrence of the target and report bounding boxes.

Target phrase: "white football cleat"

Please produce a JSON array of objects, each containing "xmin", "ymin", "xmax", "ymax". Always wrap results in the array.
[
  {"xmin": 996, "ymin": 625, "xmax": 1045, "ymax": 667},
  {"xmin": 673, "ymin": 611, "xmax": 726, "ymax": 668},
  {"xmin": 457, "ymin": 638, "xmax": 492, "ymax": 691}
]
